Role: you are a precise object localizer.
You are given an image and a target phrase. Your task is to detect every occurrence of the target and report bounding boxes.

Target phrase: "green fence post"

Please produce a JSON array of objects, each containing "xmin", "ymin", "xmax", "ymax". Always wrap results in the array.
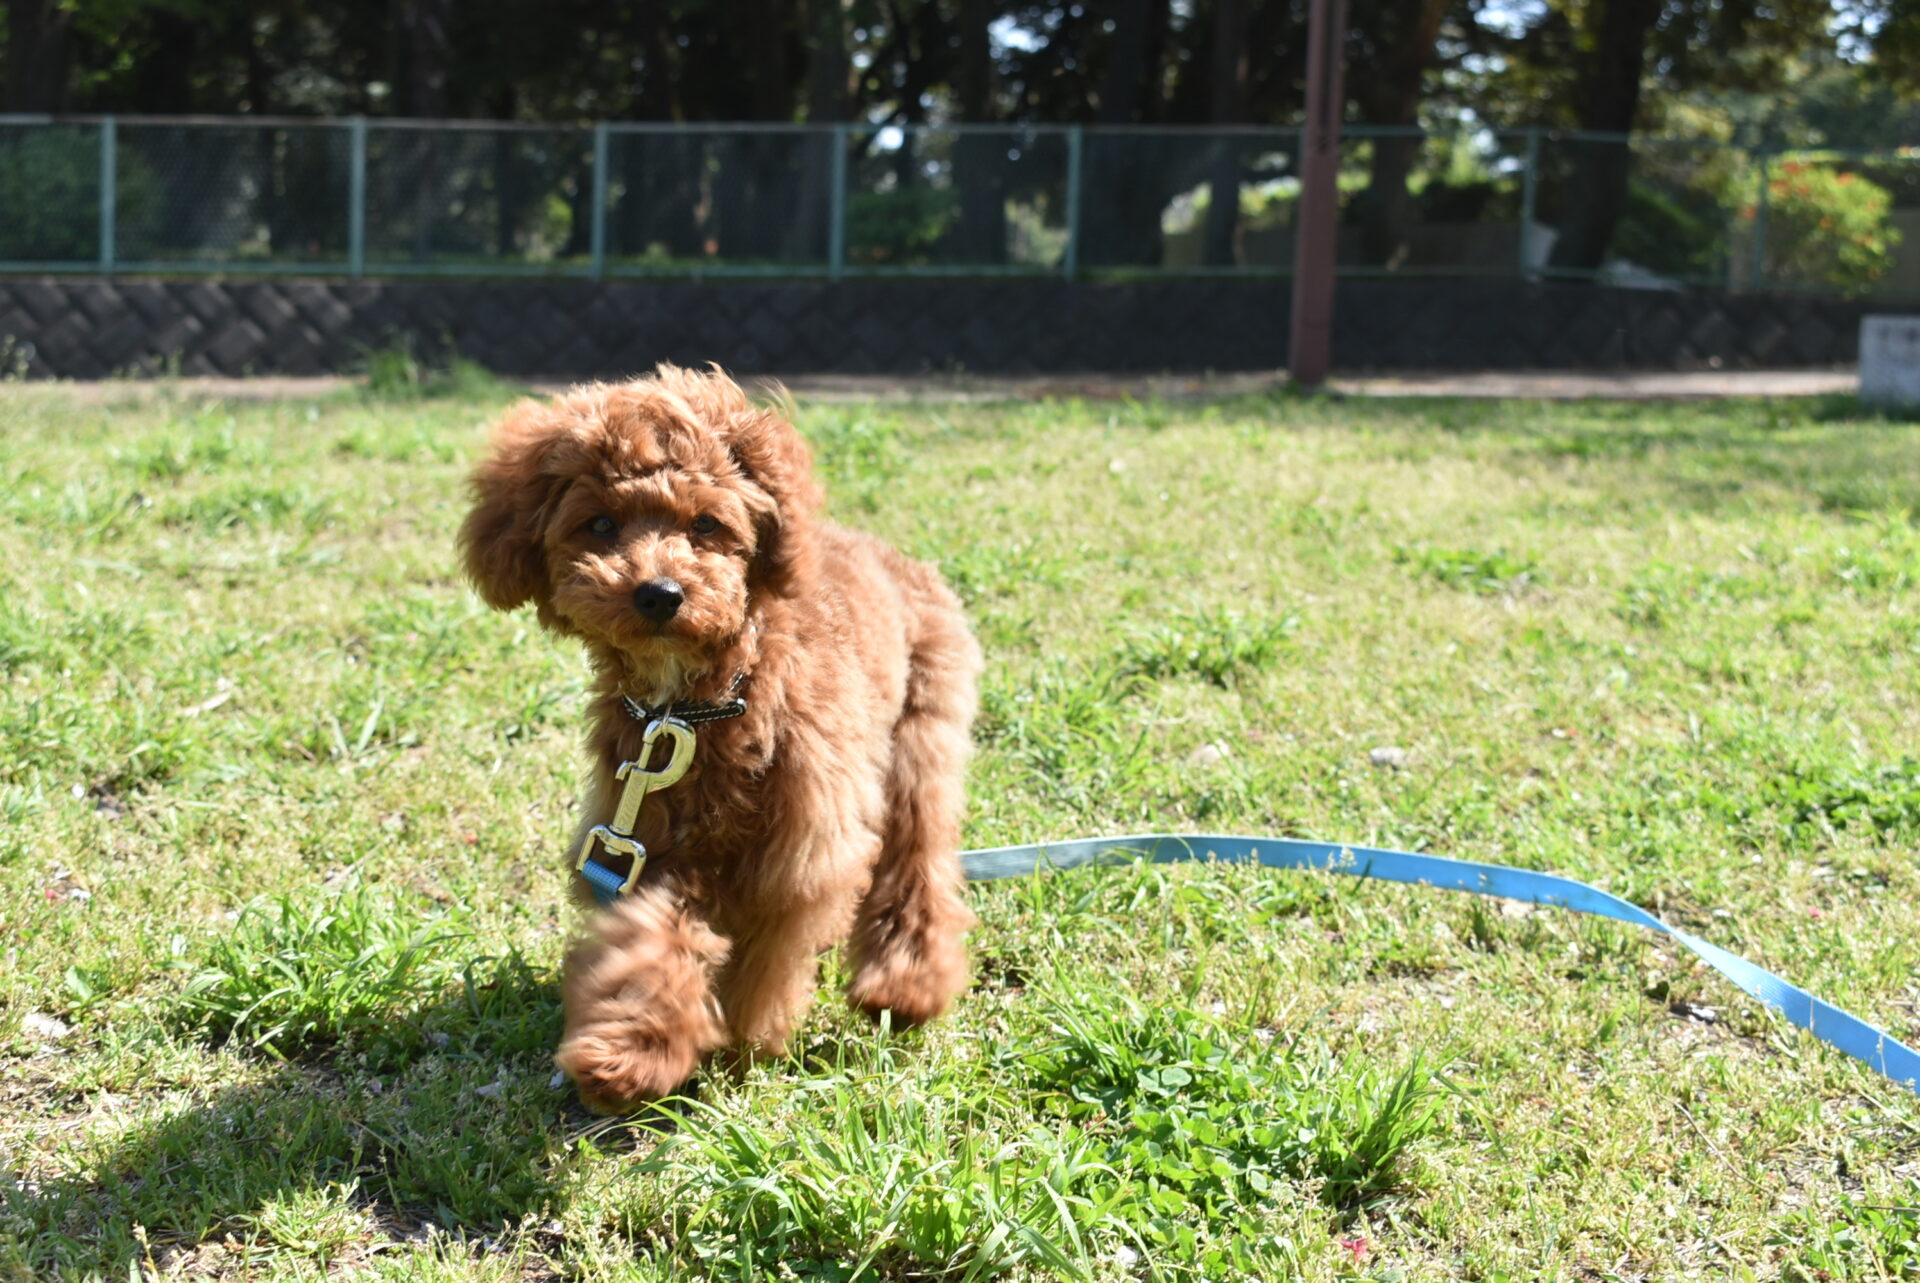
[
  {"xmin": 98, "ymin": 116, "xmax": 116, "ymax": 274},
  {"xmin": 1516, "ymin": 127, "xmax": 1539, "ymax": 278},
  {"xmin": 1063, "ymin": 124, "xmax": 1084, "ymax": 281},
  {"xmin": 347, "ymin": 117, "xmax": 367, "ymax": 277},
  {"xmin": 1749, "ymin": 148, "xmax": 1771, "ymax": 291},
  {"xmin": 591, "ymin": 122, "xmax": 610, "ymax": 279},
  {"xmin": 828, "ymin": 124, "xmax": 848, "ymax": 280}
]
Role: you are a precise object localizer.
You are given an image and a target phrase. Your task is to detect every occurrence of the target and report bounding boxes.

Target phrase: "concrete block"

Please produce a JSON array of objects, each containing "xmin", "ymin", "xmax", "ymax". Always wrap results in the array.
[{"xmin": 1860, "ymin": 315, "xmax": 1920, "ymax": 406}]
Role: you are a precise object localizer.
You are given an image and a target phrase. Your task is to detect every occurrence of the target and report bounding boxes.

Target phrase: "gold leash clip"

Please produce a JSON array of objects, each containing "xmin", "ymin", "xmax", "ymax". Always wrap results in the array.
[{"xmin": 577, "ymin": 717, "xmax": 697, "ymax": 897}]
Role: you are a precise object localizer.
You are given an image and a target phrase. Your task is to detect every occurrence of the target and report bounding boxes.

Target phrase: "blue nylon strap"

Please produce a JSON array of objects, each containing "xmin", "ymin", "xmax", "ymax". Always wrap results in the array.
[
  {"xmin": 958, "ymin": 833, "xmax": 1920, "ymax": 1099},
  {"xmin": 579, "ymin": 857, "xmax": 629, "ymax": 906}
]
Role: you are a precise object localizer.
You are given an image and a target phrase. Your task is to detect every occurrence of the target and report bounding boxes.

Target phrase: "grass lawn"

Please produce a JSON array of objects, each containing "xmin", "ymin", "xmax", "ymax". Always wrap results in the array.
[{"xmin": 3, "ymin": 375, "xmax": 1919, "ymax": 1281}]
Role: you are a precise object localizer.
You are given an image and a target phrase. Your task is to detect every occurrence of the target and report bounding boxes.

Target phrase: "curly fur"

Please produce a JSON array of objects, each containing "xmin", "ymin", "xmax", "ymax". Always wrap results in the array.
[{"xmin": 460, "ymin": 366, "xmax": 981, "ymax": 1111}]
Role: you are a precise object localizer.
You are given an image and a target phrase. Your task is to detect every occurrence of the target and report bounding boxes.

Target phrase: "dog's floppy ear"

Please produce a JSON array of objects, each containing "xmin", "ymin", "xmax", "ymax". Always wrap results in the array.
[
  {"xmin": 459, "ymin": 399, "xmax": 577, "ymax": 611},
  {"xmin": 726, "ymin": 406, "xmax": 823, "ymax": 596}
]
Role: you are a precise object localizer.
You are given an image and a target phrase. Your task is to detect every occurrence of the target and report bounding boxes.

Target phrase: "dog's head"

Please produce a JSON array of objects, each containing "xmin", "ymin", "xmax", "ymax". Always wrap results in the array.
[{"xmin": 459, "ymin": 366, "xmax": 820, "ymax": 695}]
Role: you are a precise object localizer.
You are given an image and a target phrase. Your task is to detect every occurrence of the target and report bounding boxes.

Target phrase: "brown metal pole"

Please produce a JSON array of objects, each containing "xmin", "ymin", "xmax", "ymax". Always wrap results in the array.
[{"xmin": 1288, "ymin": 0, "xmax": 1349, "ymax": 389}]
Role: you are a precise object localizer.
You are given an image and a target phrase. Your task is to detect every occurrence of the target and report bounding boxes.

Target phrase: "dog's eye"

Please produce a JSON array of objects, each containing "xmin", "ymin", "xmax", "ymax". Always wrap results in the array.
[
  {"xmin": 691, "ymin": 514, "xmax": 721, "ymax": 536},
  {"xmin": 588, "ymin": 516, "xmax": 617, "ymax": 538}
]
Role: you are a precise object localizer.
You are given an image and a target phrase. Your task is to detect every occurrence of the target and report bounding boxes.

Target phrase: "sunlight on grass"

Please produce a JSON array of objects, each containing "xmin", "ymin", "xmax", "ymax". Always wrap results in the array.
[{"xmin": 637, "ymin": 1070, "xmax": 1118, "ymax": 1279}]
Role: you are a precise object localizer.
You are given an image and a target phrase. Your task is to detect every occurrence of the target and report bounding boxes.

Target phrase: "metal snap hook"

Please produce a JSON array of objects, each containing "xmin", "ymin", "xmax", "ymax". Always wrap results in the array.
[{"xmin": 577, "ymin": 716, "xmax": 698, "ymax": 900}]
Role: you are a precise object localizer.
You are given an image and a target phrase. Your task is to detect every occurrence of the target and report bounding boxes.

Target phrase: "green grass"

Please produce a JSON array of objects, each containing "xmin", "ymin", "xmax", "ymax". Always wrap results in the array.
[{"xmin": 2, "ymin": 378, "xmax": 1919, "ymax": 1281}]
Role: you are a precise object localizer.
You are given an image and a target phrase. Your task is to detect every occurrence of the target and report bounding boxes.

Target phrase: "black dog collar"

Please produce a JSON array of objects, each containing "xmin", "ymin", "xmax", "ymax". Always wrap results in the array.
[{"xmin": 619, "ymin": 693, "xmax": 747, "ymax": 726}]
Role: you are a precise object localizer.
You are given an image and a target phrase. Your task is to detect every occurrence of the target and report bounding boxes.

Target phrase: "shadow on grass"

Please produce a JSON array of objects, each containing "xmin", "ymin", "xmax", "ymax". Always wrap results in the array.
[
  {"xmin": 7, "ymin": 958, "xmax": 600, "ymax": 1277},
  {"xmin": 1803, "ymin": 392, "xmax": 1920, "ymax": 425},
  {"xmin": 1461, "ymin": 399, "xmax": 1920, "ymax": 517},
  {"xmin": 1217, "ymin": 390, "xmax": 1920, "ymax": 514}
]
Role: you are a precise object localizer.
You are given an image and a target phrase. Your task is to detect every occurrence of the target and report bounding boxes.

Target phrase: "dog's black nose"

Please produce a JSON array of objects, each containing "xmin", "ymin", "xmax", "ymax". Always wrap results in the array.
[{"xmin": 632, "ymin": 578, "xmax": 684, "ymax": 623}]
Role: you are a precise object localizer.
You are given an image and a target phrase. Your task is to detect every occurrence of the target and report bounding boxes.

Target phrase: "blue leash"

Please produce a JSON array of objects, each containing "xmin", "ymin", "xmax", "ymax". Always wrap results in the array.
[
  {"xmin": 580, "ymin": 819, "xmax": 1918, "ymax": 1095},
  {"xmin": 959, "ymin": 833, "xmax": 1920, "ymax": 1099}
]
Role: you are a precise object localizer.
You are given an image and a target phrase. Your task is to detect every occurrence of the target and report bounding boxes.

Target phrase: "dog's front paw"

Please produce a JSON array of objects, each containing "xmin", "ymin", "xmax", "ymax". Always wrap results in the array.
[
  {"xmin": 555, "ymin": 1024, "xmax": 707, "ymax": 1111},
  {"xmin": 557, "ymin": 888, "xmax": 730, "ymax": 1112}
]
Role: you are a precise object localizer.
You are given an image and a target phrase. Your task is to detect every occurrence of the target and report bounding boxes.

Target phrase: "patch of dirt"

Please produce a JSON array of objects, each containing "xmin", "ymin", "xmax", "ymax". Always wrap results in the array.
[{"xmin": 22, "ymin": 367, "xmax": 1860, "ymax": 407}]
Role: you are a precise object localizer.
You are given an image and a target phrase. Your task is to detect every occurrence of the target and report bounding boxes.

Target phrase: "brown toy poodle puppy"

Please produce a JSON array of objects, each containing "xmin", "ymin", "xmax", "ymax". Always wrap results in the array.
[{"xmin": 459, "ymin": 366, "xmax": 980, "ymax": 1111}]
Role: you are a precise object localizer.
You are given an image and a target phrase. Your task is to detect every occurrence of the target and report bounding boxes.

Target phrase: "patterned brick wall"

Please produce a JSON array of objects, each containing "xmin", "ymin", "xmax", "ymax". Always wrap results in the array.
[{"xmin": 0, "ymin": 276, "xmax": 1871, "ymax": 380}]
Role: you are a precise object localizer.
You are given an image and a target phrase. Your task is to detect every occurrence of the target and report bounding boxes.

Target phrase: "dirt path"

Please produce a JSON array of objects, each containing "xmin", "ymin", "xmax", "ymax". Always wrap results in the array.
[{"xmin": 29, "ymin": 368, "xmax": 1857, "ymax": 406}]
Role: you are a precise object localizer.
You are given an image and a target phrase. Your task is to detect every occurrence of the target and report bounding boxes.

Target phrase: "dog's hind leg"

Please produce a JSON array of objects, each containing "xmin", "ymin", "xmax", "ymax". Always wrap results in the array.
[{"xmin": 846, "ymin": 607, "xmax": 980, "ymax": 1027}]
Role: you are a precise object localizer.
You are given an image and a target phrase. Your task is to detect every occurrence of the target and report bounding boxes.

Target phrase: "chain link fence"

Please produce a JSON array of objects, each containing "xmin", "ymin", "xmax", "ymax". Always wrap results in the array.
[{"xmin": 0, "ymin": 116, "xmax": 1914, "ymax": 298}]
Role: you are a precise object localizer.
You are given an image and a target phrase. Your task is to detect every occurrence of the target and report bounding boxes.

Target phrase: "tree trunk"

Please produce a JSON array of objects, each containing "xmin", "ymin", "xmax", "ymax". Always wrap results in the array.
[
  {"xmin": 492, "ymin": 90, "xmax": 517, "ymax": 259},
  {"xmin": 951, "ymin": 0, "xmax": 1005, "ymax": 264},
  {"xmin": 249, "ymin": 43, "xmax": 284, "ymax": 256},
  {"xmin": 731, "ymin": 0, "xmax": 790, "ymax": 121},
  {"xmin": 125, "ymin": 9, "xmax": 209, "ymax": 258},
  {"xmin": 1548, "ymin": 0, "xmax": 1662, "ymax": 272},
  {"xmin": 1082, "ymin": 0, "xmax": 1173, "ymax": 269},
  {"xmin": 709, "ymin": 0, "xmax": 788, "ymax": 259},
  {"xmin": 792, "ymin": 0, "xmax": 849, "ymax": 261},
  {"xmin": 397, "ymin": 0, "xmax": 452, "ymax": 118},
  {"xmin": 1549, "ymin": 141, "xmax": 1636, "ymax": 272},
  {"xmin": 615, "ymin": 29, "xmax": 701, "ymax": 263},
  {"xmin": 1350, "ymin": 0, "xmax": 1449, "ymax": 269},
  {"xmin": 132, "ymin": 7, "xmax": 198, "ymax": 112},
  {"xmin": 4, "ymin": 0, "xmax": 72, "ymax": 112},
  {"xmin": 1095, "ymin": 0, "xmax": 1162, "ymax": 123},
  {"xmin": 396, "ymin": 0, "xmax": 452, "ymax": 264},
  {"xmin": 1202, "ymin": 0, "xmax": 1251, "ymax": 267},
  {"xmin": 242, "ymin": 14, "xmax": 270, "ymax": 115},
  {"xmin": 633, "ymin": 25, "xmax": 678, "ymax": 121},
  {"xmin": 1357, "ymin": 134, "xmax": 1421, "ymax": 267},
  {"xmin": 805, "ymin": 0, "xmax": 848, "ymax": 124}
]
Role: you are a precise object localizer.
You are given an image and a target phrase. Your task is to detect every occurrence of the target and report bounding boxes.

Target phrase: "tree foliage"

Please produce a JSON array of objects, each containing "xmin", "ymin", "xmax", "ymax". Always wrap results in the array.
[
  {"xmin": 0, "ymin": 0, "xmax": 1909, "ymax": 278},
  {"xmin": 3, "ymin": 0, "xmax": 1899, "ymax": 127}
]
